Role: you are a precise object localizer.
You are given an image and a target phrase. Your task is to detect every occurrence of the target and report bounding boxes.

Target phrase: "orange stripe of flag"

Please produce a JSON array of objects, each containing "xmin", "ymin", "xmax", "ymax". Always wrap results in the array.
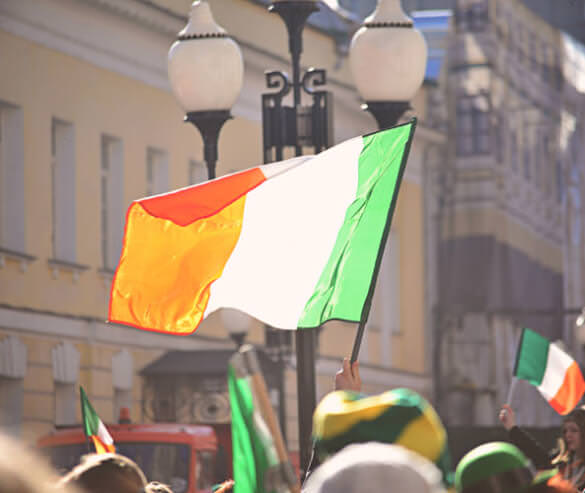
[
  {"xmin": 110, "ymin": 195, "xmax": 248, "ymax": 334},
  {"xmin": 548, "ymin": 361, "xmax": 585, "ymax": 415},
  {"xmin": 139, "ymin": 167, "xmax": 266, "ymax": 226},
  {"xmin": 91, "ymin": 436, "xmax": 115, "ymax": 454}
]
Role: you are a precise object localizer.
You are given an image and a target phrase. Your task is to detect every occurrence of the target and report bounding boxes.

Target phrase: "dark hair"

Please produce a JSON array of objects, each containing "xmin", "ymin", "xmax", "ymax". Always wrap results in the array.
[
  {"xmin": 0, "ymin": 432, "xmax": 80, "ymax": 493},
  {"xmin": 553, "ymin": 408, "xmax": 585, "ymax": 462},
  {"xmin": 58, "ymin": 453, "xmax": 147, "ymax": 493}
]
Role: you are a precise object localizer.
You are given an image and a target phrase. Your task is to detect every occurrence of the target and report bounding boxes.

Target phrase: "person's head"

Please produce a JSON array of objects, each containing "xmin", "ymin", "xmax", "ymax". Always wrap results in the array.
[
  {"xmin": 560, "ymin": 408, "xmax": 585, "ymax": 458},
  {"xmin": 312, "ymin": 388, "xmax": 452, "ymax": 486},
  {"xmin": 455, "ymin": 441, "xmax": 554, "ymax": 493},
  {"xmin": 144, "ymin": 482, "xmax": 173, "ymax": 493},
  {"xmin": 304, "ymin": 442, "xmax": 446, "ymax": 493},
  {"xmin": 58, "ymin": 453, "xmax": 147, "ymax": 493},
  {"xmin": 0, "ymin": 432, "xmax": 80, "ymax": 493}
]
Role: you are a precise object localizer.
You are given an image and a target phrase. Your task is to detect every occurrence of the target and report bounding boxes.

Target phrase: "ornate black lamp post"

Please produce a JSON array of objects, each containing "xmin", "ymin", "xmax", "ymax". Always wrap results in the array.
[
  {"xmin": 261, "ymin": 0, "xmax": 333, "ymax": 475},
  {"xmin": 168, "ymin": 1, "xmax": 244, "ymax": 179},
  {"xmin": 168, "ymin": 0, "xmax": 428, "ymax": 479},
  {"xmin": 349, "ymin": 0, "xmax": 427, "ymax": 129},
  {"xmin": 221, "ymin": 308, "xmax": 251, "ymax": 350}
]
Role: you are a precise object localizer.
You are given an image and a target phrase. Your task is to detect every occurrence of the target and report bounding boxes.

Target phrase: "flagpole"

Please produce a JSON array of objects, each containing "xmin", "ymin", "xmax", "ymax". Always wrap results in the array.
[
  {"xmin": 506, "ymin": 376, "xmax": 518, "ymax": 405},
  {"xmin": 80, "ymin": 387, "xmax": 91, "ymax": 453},
  {"xmin": 241, "ymin": 346, "xmax": 300, "ymax": 493},
  {"xmin": 351, "ymin": 320, "xmax": 366, "ymax": 363},
  {"xmin": 350, "ymin": 120, "xmax": 417, "ymax": 364}
]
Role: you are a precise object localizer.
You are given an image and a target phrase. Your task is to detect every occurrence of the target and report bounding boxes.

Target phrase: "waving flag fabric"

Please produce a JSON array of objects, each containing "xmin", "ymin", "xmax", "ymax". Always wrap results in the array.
[
  {"xmin": 229, "ymin": 352, "xmax": 284, "ymax": 493},
  {"xmin": 109, "ymin": 121, "xmax": 416, "ymax": 334},
  {"xmin": 514, "ymin": 328, "xmax": 585, "ymax": 415},
  {"xmin": 80, "ymin": 387, "xmax": 115, "ymax": 454}
]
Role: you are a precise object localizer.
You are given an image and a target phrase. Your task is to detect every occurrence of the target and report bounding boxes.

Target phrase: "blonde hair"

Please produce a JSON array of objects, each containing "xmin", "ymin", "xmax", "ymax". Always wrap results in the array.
[
  {"xmin": 0, "ymin": 432, "xmax": 80, "ymax": 493},
  {"xmin": 552, "ymin": 408, "xmax": 585, "ymax": 464},
  {"xmin": 58, "ymin": 453, "xmax": 147, "ymax": 493}
]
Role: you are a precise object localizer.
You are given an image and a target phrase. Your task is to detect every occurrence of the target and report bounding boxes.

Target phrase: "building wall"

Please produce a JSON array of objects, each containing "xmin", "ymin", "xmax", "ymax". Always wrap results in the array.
[
  {"xmin": 0, "ymin": 0, "xmax": 441, "ymax": 450},
  {"xmin": 437, "ymin": 0, "xmax": 585, "ymax": 427}
]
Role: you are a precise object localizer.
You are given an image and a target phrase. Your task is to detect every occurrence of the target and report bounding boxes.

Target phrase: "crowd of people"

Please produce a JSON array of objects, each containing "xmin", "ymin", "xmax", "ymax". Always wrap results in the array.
[
  {"xmin": 302, "ymin": 357, "xmax": 585, "ymax": 493},
  {"xmin": 2, "ymin": 357, "xmax": 585, "ymax": 493}
]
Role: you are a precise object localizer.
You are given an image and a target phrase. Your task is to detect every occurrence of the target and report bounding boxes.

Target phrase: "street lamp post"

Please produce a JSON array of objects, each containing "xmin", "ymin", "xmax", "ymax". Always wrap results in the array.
[
  {"xmin": 261, "ymin": 0, "xmax": 333, "ymax": 475},
  {"xmin": 221, "ymin": 308, "xmax": 251, "ymax": 350},
  {"xmin": 349, "ymin": 0, "xmax": 427, "ymax": 129},
  {"xmin": 347, "ymin": 0, "xmax": 427, "ymax": 360},
  {"xmin": 167, "ymin": 1, "xmax": 244, "ymax": 179},
  {"xmin": 169, "ymin": 0, "xmax": 429, "ymax": 479}
]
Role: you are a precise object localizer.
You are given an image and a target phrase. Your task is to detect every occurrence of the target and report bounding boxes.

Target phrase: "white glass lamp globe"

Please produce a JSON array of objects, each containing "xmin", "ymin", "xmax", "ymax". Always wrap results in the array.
[
  {"xmin": 221, "ymin": 308, "xmax": 251, "ymax": 336},
  {"xmin": 168, "ymin": 1, "xmax": 244, "ymax": 112},
  {"xmin": 349, "ymin": 0, "xmax": 427, "ymax": 102}
]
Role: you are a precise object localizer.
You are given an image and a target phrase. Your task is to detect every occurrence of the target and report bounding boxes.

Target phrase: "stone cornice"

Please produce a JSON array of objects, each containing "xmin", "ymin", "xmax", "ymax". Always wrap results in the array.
[{"xmin": 79, "ymin": 0, "xmax": 184, "ymax": 36}]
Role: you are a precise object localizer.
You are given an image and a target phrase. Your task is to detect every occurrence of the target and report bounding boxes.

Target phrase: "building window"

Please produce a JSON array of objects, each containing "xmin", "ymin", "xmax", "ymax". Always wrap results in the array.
[
  {"xmin": 112, "ymin": 350, "xmax": 133, "ymax": 422},
  {"xmin": 52, "ymin": 342, "xmax": 79, "ymax": 427},
  {"xmin": 509, "ymin": 130, "xmax": 518, "ymax": 172},
  {"xmin": 541, "ymin": 135, "xmax": 551, "ymax": 196},
  {"xmin": 0, "ymin": 336, "xmax": 26, "ymax": 436},
  {"xmin": 494, "ymin": 114, "xmax": 505, "ymax": 165},
  {"xmin": 54, "ymin": 382, "xmax": 76, "ymax": 426},
  {"xmin": 530, "ymin": 34, "xmax": 538, "ymax": 73},
  {"xmin": 189, "ymin": 160, "xmax": 207, "ymax": 185},
  {"xmin": 455, "ymin": 1, "xmax": 488, "ymax": 32},
  {"xmin": 469, "ymin": 2, "xmax": 488, "ymax": 32},
  {"xmin": 554, "ymin": 54, "xmax": 563, "ymax": 90},
  {"xmin": 516, "ymin": 26, "xmax": 524, "ymax": 63},
  {"xmin": 542, "ymin": 44, "xmax": 550, "ymax": 84},
  {"xmin": 367, "ymin": 230, "xmax": 400, "ymax": 366},
  {"xmin": 0, "ymin": 102, "xmax": 25, "ymax": 251},
  {"xmin": 556, "ymin": 159, "xmax": 564, "ymax": 203},
  {"xmin": 523, "ymin": 134, "xmax": 531, "ymax": 181},
  {"xmin": 146, "ymin": 148, "xmax": 169, "ymax": 196},
  {"xmin": 456, "ymin": 96, "xmax": 490, "ymax": 156},
  {"xmin": 51, "ymin": 119, "xmax": 76, "ymax": 261},
  {"xmin": 101, "ymin": 135, "xmax": 124, "ymax": 271}
]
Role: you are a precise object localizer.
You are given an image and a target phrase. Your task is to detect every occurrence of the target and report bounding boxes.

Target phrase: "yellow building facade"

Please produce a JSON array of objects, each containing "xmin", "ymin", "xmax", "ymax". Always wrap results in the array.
[{"xmin": 0, "ymin": 0, "xmax": 444, "ymax": 451}]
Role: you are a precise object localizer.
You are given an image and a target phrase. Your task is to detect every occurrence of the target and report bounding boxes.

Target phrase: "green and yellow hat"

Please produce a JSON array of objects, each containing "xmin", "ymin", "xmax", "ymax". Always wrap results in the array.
[
  {"xmin": 312, "ymin": 388, "xmax": 452, "ymax": 486},
  {"xmin": 455, "ymin": 442, "xmax": 554, "ymax": 493}
]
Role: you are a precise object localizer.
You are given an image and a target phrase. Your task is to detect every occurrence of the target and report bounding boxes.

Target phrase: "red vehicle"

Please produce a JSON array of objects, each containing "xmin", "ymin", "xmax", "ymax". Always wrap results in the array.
[{"xmin": 37, "ymin": 422, "xmax": 221, "ymax": 493}]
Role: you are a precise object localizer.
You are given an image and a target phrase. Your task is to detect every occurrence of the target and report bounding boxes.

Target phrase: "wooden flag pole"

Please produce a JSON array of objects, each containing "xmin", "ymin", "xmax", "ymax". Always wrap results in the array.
[{"xmin": 241, "ymin": 346, "xmax": 300, "ymax": 493}]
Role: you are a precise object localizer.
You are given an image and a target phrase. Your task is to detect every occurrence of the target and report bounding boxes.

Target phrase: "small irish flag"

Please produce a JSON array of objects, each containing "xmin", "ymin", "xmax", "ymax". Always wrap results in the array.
[
  {"xmin": 514, "ymin": 328, "xmax": 585, "ymax": 415},
  {"xmin": 108, "ymin": 121, "xmax": 415, "ymax": 333},
  {"xmin": 80, "ymin": 387, "xmax": 115, "ymax": 454}
]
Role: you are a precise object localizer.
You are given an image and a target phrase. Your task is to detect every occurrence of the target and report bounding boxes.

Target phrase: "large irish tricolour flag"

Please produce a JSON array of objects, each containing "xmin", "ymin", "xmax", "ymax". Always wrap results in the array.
[
  {"xmin": 514, "ymin": 328, "xmax": 585, "ymax": 415},
  {"xmin": 109, "ymin": 121, "xmax": 415, "ymax": 334}
]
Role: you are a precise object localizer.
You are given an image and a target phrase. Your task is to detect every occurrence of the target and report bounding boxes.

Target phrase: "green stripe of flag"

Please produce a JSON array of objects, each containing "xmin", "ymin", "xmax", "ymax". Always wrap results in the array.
[
  {"xmin": 298, "ymin": 121, "xmax": 414, "ymax": 328},
  {"xmin": 80, "ymin": 387, "xmax": 100, "ymax": 437},
  {"xmin": 228, "ymin": 365, "xmax": 275, "ymax": 493},
  {"xmin": 514, "ymin": 328, "xmax": 550, "ymax": 386}
]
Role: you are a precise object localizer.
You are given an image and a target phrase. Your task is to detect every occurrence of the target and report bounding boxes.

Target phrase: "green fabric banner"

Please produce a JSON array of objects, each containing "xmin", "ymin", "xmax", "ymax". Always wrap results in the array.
[
  {"xmin": 514, "ymin": 328, "xmax": 549, "ymax": 386},
  {"xmin": 228, "ymin": 364, "xmax": 278, "ymax": 493}
]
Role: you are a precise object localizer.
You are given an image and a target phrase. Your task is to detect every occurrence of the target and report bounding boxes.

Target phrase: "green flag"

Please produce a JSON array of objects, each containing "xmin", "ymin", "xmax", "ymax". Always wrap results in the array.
[
  {"xmin": 228, "ymin": 351, "xmax": 293, "ymax": 493},
  {"xmin": 80, "ymin": 386, "xmax": 116, "ymax": 454}
]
